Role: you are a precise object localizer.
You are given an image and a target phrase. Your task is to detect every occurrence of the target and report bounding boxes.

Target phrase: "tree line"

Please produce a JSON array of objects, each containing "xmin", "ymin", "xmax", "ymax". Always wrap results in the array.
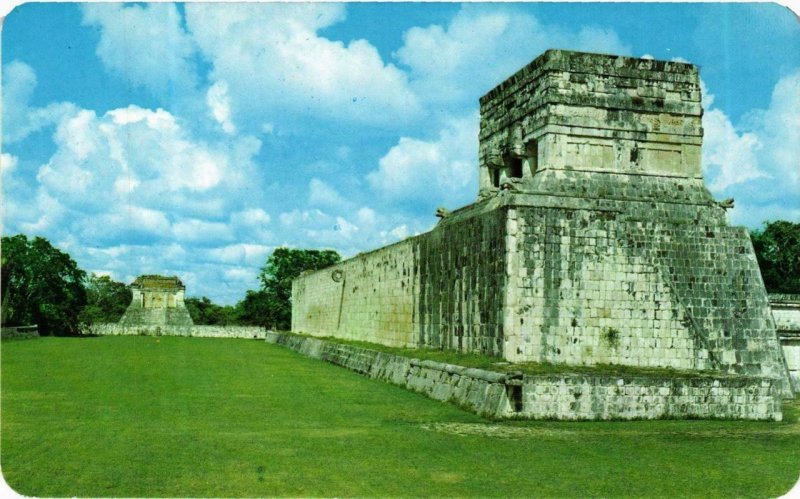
[
  {"xmin": 1, "ymin": 220, "xmax": 798, "ymax": 335},
  {"xmin": 1, "ymin": 236, "xmax": 339, "ymax": 335}
]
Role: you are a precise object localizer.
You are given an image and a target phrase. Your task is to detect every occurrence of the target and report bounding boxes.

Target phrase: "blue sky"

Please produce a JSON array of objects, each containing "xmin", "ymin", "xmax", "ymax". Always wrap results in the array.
[{"xmin": 3, "ymin": 2, "xmax": 799, "ymax": 304}]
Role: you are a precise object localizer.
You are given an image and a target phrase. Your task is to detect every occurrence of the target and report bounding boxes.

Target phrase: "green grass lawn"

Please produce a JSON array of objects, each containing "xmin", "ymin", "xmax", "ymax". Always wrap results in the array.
[{"xmin": 2, "ymin": 336, "xmax": 798, "ymax": 497}]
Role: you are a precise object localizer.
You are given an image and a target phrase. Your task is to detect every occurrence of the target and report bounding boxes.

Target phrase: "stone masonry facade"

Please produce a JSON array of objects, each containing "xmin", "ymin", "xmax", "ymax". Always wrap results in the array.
[
  {"xmin": 268, "ymin": 332, "xmax": 782, "ymax": 421},
  {"xmin": 292, "ymin": 50, "xmax": 793, "ymax": 399},
  {"xmin": 119, "ymin": 275, "xmax": 194, "ymax": 327},
  {"xmin": 770, "ymin": 294, "xmax": 800, "ymax": 390}
]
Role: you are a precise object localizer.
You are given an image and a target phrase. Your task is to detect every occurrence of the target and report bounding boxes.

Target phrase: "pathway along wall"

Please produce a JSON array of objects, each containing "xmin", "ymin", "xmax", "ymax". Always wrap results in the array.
[{"xmin": 266, "ymin": 332, "xmax": 782, "ymax": 421}]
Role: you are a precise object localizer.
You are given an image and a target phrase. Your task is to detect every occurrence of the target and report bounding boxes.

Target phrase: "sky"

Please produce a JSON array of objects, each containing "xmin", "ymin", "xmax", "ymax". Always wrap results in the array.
[{"xmin": 2, "ymin": 2, "xmax": 799, "ymax": 304}]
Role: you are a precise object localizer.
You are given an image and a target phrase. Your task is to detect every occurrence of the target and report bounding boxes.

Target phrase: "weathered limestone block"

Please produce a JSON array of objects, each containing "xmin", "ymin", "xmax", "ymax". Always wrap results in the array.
[{"xmin": 266, "ymin": 332, "xmax": 782, "ymax": 421}]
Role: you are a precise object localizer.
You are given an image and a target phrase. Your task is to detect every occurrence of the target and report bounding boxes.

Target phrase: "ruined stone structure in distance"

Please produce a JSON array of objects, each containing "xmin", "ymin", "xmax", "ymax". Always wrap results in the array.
[
  {"xmin": 292, "ymin": 50, "xmax": 793, "ymax": 398},
  {"xmin": 119, "ymin": 275, "xmax": 194, "ymax": 327}
]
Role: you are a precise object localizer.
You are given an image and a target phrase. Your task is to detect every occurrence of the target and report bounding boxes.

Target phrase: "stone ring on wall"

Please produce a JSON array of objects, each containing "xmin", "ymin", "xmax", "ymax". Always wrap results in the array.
[{"xmin": 331, "ymin": 269, "xmax": 344, "ymax": 282}]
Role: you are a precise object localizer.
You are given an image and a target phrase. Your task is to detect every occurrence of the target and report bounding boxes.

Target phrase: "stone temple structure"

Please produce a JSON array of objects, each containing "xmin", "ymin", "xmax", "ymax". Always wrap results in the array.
[
  {"xmin": 292, "ymin": 50, "xmax": 793, "ymax": 398},
  {"xmin": 770, "ymin": 294, "xmax": 800, "ymax": 389},
  {"xmin": 119, "ymin": 275, "xmax": 194, "ymax": 327}
]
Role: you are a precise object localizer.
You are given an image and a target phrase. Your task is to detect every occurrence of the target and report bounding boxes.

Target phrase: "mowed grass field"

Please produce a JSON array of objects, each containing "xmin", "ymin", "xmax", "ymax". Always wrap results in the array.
[{"xmin": 2, "ymin": 336, "xmax": 799, "ymax": 497}]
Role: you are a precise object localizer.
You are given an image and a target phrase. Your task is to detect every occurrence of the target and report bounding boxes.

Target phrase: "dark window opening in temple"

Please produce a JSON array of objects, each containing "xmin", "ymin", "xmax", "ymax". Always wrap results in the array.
[
  {"xmin": 527, "ymin": 140, "xmax": 539, "ymax": 175},
  {"xmin": 508, "ymin": 156, "xmax": 523, "ymax": 178},
  {"xmin": 492, "ymin": 168, "xmax": 501, "ymax": 187}
]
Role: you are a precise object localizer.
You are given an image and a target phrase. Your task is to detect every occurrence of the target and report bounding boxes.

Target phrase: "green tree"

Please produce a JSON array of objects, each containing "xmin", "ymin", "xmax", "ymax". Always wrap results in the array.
[
  {"xmin": 751, "ymin": 220, "xmax": 800, "ymax": 294},
  {"xmin": 235, "ymin": 290, "xmax": 271, "ymax": 327},
  {"xmin": 185, "ymin": 296, "xmax": 239, "ymax": 325},
  {"xmin": 78, "ymin": 274, "xmax": 132, "ymax": 324},
  {"xmin": 256, "ymin": 248, "xmax": 341, "ymax": 330},
  {"xmin": 1, "ymin": 234, "xmax": 87, "ymax": 335}
]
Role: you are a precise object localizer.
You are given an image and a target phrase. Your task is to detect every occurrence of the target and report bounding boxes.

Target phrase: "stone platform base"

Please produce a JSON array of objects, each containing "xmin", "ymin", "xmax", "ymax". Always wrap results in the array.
[
  {"xmin": 267, "ymin": 332, "xmax": 783, "ymax": 421},
  {"xmin": 1, "ymin": 325, "xmax": 40, "ymax": 340},
  {"xmin": 90, "ymin": 324, "xmax": 266, "ymax": 340}
]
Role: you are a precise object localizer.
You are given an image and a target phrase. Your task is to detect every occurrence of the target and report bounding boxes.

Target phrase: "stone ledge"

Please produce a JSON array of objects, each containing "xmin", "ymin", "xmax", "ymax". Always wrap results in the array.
[
  {"xmin": 89, "ymin": 324, "xmax": 267, "ymax": 340},
  {"xmin": 1, "ymin": 325, "xmax": 40, "ymax": 340},
  {"xmin": 267, "ymin": 331, "xmax": 783, "ymax": 421}
]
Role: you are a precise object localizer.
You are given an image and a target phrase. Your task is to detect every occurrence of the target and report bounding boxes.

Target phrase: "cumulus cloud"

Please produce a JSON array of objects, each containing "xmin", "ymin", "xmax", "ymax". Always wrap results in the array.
[
  {"xmin": 34, "ymin": 105, "xmax": 260, "ymax": 219},
  {"xmin": 206, "ymin": 81, "xmax": 236, "ymax": 134},
  {"xmin": 2, "ymin": 60, "xmax": 76, "ymax": 144},
  {"xmin": 1, "ymin": 84, "xmax": 274, "ymax": 281},
  {"xmin": 702, "ymin": 69, "xmax": 800, "ymax": 226},
  {"xmin": 78, "ymin": 204, "xmax": 171, "ymax": 245},
  {"xmin": 367, "ymin": 113, "xmax": 478, "ymax": 207},
  {"xmin": 396, "ymin": 5, "xmax": 631, "ymax": 106},
  {"xmin": 702, "ymin": 109, "xmax": 764, "ymax": 191},
  {"xmin": 1, "ymin": 153, "xmax": 17, "ymax": 175},
  {"xmin": 172, "ymin": 219, "xmax": 235, "ymax": 245},
  {"xmin": 308, "ymin": 178, "xmax": 351, "ymax": 209},
  {"xmin": 231, "ymin": 208, "xmax": 271, "ymax": 227},
  {"xmin": 184, "ymin": 3, "xmax": 421, "ymax": 128},
  {"xmin": 744, "ymin": 69, "xmax": 800, "ymax": 191},
  {"xmin": 277, "ymin": 204, "xmax": 422, "ymax": 255},
  {"xmin": 206, "ymin": 243, "xmax": 272, "ymax": 267},
  {"xmin": 81, "ymin": 3, "xmax": 198, "ymax": 97}
]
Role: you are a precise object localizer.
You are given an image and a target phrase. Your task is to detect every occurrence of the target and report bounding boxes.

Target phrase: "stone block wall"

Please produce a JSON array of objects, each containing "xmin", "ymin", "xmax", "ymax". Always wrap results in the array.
[
  {"xmin": 293, "ymin": 197, "xmax": 792, "ymax": 397},
  {"xmin": 292, "ymin": 238, "xmax": 418, "ymax": 347},
  {"xmin": 505, "ymin": 202, "xmax": 788, "ymax": 392},
  {"xmin": 478, "ymin": 50, "xmax": 703, "ymax": 194},
  {"xmin": 266, "ymin": 332, "xmax": 783, "ymax": 421},
  {"xmin": 292, "ymin": 208, "xmax": 508, "ymax": 355},
  {"xmin": 771, "ymin": 294, "xmax": 800, "ymax": 332},
  {"xmin": 519, "ymin": 374, "xmax": 781, "ymax": 421},
  {"xmin": 416, "ymin": 208, "xmax": 507, "ymax": 355},
  {"xmin": 770, "ymin": 294, "xmax": 800, "ymax": 390},
  {"xmin": 90, "ymin": 324, "xmax": 266, "ymax": 339},
  {"xmin": 1, "ymin": 325, "xmax": 40, "ymax": 340},
  {"xmin": 290, "ymin": 49, "xmax": 794, "ymax": 399},
  {"xmin": 118, "ymin": 307, "xmax": 195, "ymax": 327}
]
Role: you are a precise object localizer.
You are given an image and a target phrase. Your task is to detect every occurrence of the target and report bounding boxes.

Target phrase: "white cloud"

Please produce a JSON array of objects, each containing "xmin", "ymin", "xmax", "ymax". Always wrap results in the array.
[
  {"xmin": 15, "ymin": 191, "xmax": 65, "ymax": 234},
  {"xmin": 2, "ymin": 60, "xmax": 77, "ymax": 144},
  {"xmin": 383, "ymin": 224, "xmax": 409, "ymax": 241},
  {"xmin": 229, "ymin": 208, "xmax": 273, "ymax": 244},
  {"xmin": 2, "ymin": 89, "xmax": 276, "ymax": 287},
  {"xmin": 173, "ymin": 219, "xmax": 235, "ymax": 245},
  {"xmin": 702, "ymin": 108, "xmax": 765, "ymax": 191},
  {"xmin": 275, "ymin": 201, "xmax": 431, "ymax": 258},
  {"xmin": 231, "ymin": 208, "xmax": 271, "ymax": 227},
  {"xmin": 308, "ymin": 178, "xmax": 350, "ymax": 209},
  {"xmin": 34, "ymin": 104, "xmax": 261, "ymax": 219},
  {"xmin": 224, "ymin": 267, "xmax": 256, "ymax": 283},
  {"xmin": 76, "ymin": 204, "xmax": 172, "ymax": 244},
  {"xmin": 81, "ymin": 3, "xmax": 197, "ymax": 97},
  {"xmin": 367, "ymin": 113, "xmax": 478, "ymax": 207},
  {"xmin": 702, "ymin": 69, "xmax": 800, "ymax": 225},
  {"xmin": 207, "ymin": 243, "xmax": 272, "ymax": 267},
  {"xmin": 184, "ymin": 3, "xmax": 421, "ymax": 127},
  {"xmin": 1, "ymin": 153, "xmax": 17, "ymax": 175},
  {"xmin": 206, "ymin": 80, "xmax": 236, "ymax": 134},
  {"xmin": 396, "ymin": 6, "xmax": 631, "ymax": 106},
  {"xmin": 745, "ymin": 69, "xmax": 800, "ymax": 190}
]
